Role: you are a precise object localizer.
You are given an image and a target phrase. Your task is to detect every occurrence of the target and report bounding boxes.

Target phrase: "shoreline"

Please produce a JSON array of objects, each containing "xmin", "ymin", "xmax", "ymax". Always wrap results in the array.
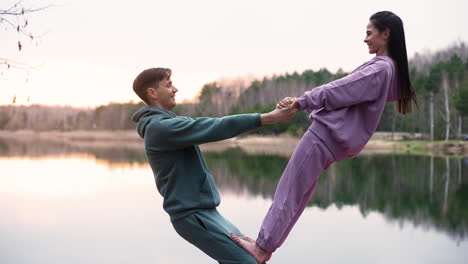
[{"xmin": 0, "ymin": 130, "xmax": 467, "ymax": 157}]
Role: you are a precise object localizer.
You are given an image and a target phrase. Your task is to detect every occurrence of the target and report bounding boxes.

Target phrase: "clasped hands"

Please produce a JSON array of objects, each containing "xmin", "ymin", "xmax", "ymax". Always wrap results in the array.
[
  {"xmin": 276, "ymin": 97, "xmax": 299, "ymax": 110},
  {"xmin": 260, "ymin": 97, "xmax": 300, "ymax": 125}
]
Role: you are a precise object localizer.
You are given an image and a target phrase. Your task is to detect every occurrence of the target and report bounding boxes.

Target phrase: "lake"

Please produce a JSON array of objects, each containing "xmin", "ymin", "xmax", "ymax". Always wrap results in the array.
[{"xmin": 1, "ymin": 137, "xmax": 467, "ymax": 264}]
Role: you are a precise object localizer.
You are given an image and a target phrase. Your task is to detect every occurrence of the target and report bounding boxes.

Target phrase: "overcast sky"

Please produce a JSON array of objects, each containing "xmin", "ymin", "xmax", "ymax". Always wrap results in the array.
[{"xmin": 1, "ymin": 0, "xmax": 467, "ymax": 107}]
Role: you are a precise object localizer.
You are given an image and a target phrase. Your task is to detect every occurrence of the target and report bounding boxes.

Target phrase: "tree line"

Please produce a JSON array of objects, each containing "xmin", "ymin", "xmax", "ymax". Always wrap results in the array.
[
  {"xmin": 1, "ymin": 42, "xmax": 468, "ymax": 140},
  {"xmin": 0, "ymin": 102, "xmax": 146, "ymax": 131}
]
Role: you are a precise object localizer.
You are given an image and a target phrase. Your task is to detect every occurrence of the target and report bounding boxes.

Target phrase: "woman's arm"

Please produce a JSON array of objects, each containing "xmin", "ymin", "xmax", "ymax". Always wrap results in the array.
[{"xmin": 296, "ymin": 61, "xmax": 392, "ymax": 111}]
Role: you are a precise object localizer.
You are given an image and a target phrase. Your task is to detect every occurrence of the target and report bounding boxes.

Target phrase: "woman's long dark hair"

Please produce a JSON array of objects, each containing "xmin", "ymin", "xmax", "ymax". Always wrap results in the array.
[{"xmin": 370, "ymin": 11, "xmax": 418, "ymax": 114}]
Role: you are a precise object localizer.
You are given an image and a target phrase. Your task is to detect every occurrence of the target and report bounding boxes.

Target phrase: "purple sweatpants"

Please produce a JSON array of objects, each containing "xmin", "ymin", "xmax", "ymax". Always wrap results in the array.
[{"xmin": 256, "ymin": 129, "xmax": 336, "ymax": 253}]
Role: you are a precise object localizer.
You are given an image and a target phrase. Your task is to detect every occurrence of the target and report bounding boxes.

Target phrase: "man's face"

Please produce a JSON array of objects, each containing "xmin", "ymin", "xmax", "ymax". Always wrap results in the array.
[{"xmin": 153, "ymin": 78, "xmax": 178, "ymax": 110}]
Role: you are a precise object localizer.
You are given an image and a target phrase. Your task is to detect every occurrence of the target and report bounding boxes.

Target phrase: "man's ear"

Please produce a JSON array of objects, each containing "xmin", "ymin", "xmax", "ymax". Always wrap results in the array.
[{"xmin": 147, "ymin": 87, "xmax": 158, "ymax": 100}]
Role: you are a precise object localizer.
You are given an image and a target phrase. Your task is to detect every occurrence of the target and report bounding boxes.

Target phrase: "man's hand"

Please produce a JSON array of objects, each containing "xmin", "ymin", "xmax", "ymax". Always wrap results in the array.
[
  {"xmin": 260, "ymin": 104, "xmax": 299, "ymax": 125},
  {"xmin": 276, "ymin": 97, "xmax": 299, "ymax": 110}
]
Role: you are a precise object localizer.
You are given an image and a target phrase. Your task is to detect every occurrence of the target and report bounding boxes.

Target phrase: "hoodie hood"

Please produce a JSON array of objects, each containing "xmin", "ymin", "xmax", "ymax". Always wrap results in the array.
[{"xmin": 131, "ymin": 107, "xmax": 176, "ymax": 138}]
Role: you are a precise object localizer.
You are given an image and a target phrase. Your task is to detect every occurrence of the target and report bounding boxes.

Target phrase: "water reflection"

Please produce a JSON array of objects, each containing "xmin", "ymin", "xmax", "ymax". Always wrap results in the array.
[
  {"xmin": 0, "ymin": 137, "xmax": 147, "ymax": 167},
  {"xmin": 0, "ymin": 137, "xmax": 467, "ymax": 243},
  {"xmin": 204, "ymin": 148, "xmax": 468, "ymax": 242}
]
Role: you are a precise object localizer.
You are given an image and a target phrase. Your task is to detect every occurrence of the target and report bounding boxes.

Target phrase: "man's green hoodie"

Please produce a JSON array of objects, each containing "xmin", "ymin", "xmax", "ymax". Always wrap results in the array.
[{"xmin": 131, "ymin": 107, "xmax": 261, "ymax": 221}]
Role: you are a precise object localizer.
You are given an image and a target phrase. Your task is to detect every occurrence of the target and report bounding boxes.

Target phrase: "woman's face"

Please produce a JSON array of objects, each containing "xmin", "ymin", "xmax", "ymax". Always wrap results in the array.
[{"xmin": 364, "ymin": 21, "xmax": 389, "ymax": 56}]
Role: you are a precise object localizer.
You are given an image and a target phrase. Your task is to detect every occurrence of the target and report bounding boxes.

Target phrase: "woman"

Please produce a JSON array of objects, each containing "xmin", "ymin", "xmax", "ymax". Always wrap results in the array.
[{"xmin": 232, "ymin": 11, "xmax": 418, "ymax": 263}]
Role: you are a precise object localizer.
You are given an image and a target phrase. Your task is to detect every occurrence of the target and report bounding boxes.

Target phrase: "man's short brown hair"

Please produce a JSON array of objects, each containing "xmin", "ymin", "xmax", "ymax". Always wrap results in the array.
[{"xmin": 133, "ymin": 68, "xmax": 172, "ymax": 105}]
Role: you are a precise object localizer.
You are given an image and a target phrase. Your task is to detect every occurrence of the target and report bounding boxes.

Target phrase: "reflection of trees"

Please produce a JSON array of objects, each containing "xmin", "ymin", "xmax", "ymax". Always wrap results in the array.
[
  {"xmin": 2, "ymin": 138, "xmax": 467, "ymax": 240},
  {"xmin": 318, "ymin": 155, "xmax": 467, "ymax": 241},
  {"xmin": 204, "ymin": 148, "xmax": 289, "ymax": 198},
  {"xmin": 206, "ymin": 148, "xmax": 468, "ymax": 241},
  {"xmin": 0, "ymin": 138, "xmax": 147, "ymax": 166}
]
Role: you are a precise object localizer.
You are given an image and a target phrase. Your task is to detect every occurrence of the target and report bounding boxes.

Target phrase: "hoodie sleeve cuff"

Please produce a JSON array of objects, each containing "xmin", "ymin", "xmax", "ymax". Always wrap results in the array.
[
  {"xmin": 296, "ymin": 96, "xmax": 307, "ymax": 111},
  {"xmin": 254, "ymin": 113, "xmax": 262, "ymax": 127}
]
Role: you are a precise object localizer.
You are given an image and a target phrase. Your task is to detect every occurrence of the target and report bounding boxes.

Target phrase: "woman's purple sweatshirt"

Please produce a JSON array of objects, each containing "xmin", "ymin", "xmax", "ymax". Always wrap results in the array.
[{"xmin": 296, "ymin": 56, "xmax": 399, "ymax": 161}]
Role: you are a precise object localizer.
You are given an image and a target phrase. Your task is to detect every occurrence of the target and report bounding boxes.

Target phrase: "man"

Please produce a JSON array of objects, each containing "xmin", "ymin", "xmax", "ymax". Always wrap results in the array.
[{"xmin": 131, "ymin": 67, "xmax": 297, "ymax": 264}]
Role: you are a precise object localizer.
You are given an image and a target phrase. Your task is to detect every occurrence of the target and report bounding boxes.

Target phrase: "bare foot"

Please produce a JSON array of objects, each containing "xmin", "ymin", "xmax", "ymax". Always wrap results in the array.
[
  {"xmin": 242, "ymin": 235, "xmax": 272, "ymax": 261},
  {"xmin": 230, "ymin": 233, "xmax": 272, "ymax": 263}
]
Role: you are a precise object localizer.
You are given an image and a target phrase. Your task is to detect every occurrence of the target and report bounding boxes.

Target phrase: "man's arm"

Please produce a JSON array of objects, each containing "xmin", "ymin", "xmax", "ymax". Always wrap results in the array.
[
  {"xmin": 259, "ymin": 107, "xmax": 298, "ymax": 125},
  {"xmin": 148, "ymin": 107, "xmax": 297, "ymax": 151}
]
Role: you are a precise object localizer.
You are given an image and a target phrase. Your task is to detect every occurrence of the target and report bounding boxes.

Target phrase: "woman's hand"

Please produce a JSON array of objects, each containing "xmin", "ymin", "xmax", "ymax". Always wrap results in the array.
[{"xmin": 276, "ymin": 97, "xmax": 299, "ymax": 110}]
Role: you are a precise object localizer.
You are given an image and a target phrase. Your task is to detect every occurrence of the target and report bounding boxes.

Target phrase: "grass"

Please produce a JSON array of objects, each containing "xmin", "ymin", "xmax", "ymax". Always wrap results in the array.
[{"xmin": 392, "ymin": 140, "xmax": 468, "ymax": 157}]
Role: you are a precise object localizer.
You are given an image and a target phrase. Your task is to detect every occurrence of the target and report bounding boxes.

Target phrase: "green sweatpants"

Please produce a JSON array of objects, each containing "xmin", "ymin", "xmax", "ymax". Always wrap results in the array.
[{"xmin": 171, "ymin": 209, "xmax": 258, "ymax": 264}]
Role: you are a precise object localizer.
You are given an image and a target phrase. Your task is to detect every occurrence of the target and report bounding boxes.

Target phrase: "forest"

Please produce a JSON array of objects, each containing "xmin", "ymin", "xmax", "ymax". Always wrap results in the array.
[{"xmin": 1, "ymin": 43, "xmax": 468, "ymax": 140}]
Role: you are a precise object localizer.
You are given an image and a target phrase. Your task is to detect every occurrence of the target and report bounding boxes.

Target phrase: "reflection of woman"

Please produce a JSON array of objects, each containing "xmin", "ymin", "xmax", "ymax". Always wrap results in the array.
[{"xmin": 232, "ymin": 11, "xmax": 418, "ymax": 263}]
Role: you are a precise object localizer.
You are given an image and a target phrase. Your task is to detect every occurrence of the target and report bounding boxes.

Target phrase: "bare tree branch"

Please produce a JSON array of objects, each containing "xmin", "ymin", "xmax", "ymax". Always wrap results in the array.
[
  {"xmin": 0, "ymin": 57, "xmax": 36, "ymax": 70},
  {"xmin": 1, "ymin": 1, "xmax": 51, "ymax": 74},
  {"xmin": 0, "ymin": 3, "xmax": 52, "ymax": 16},
  {"xmin": 0, "ymin": 1, "xmax": 52, "ymax": 42},
  {"xmin": 437, "ymin": 108, "xmax": 447, "ymax": 122}
]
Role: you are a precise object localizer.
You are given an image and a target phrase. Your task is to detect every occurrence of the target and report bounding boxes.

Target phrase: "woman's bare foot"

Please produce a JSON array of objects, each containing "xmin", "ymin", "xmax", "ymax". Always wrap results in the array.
[{"xmin": 230, "ymin": 233, "xmax": 272, "ymax": 263}]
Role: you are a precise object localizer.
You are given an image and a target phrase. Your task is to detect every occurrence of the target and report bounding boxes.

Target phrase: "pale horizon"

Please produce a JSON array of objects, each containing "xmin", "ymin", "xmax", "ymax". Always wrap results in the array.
[{"xmin": 1, "ymin": 0, "xmax": 467, "ymax": 107}]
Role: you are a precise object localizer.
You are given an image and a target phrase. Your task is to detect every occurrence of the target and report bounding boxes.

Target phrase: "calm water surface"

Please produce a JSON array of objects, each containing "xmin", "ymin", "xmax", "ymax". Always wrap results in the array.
[{"xmin": 1, "ymin": 138, "xmax": 467, "ymax": 264}]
